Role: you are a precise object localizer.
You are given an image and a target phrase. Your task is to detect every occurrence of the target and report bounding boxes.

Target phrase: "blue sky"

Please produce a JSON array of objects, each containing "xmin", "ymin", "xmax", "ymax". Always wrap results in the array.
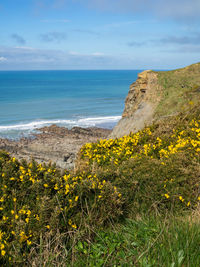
[{"xmin": 0, "ymin": 0, "xmax": 200, "ymax": 70}]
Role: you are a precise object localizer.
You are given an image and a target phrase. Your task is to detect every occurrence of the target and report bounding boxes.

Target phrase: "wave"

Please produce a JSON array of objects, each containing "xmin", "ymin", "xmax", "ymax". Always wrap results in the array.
[{"xmin": 0, "ymin": 116, "xmax": 121, "ymax": 132}]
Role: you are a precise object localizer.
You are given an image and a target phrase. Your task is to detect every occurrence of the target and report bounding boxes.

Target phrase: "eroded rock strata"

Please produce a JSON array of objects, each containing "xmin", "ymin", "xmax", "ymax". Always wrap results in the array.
[{"xmin": 110, "ymin": 70, "xmax": 161, "ymax": 138}]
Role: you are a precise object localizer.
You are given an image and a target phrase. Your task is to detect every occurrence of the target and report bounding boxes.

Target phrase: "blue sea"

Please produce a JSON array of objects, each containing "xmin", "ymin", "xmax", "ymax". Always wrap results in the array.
[{"xmin": 0, "ymin": 70, "xmax": 141, "ymax": 139}]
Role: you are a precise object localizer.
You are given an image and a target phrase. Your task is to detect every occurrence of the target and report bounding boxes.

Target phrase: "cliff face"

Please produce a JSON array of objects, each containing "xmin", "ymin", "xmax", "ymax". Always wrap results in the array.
[
  {"xmin": 111, "ymin": 62, "xmax": 200, "ymax": 138},
  {"xmin": 110, "ymin": 70, "xmax": 161, "ymax": 138}
]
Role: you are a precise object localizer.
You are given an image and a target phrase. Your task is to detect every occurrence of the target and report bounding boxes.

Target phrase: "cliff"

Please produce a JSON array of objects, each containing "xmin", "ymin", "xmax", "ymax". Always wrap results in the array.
[
  {"xmin": 110, "ymin": 70, "xmax": 161, "ymax": 137},
  {"xmin": 111, "ymin": 62, "xmax": 200, "ymax": 138}
]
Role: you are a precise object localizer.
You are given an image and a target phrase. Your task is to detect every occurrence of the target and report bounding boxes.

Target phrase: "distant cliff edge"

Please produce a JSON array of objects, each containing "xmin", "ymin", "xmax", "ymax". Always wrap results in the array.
[{"xmin": 111, "ymin": 62, "xmax": 200, "ymax": 138}]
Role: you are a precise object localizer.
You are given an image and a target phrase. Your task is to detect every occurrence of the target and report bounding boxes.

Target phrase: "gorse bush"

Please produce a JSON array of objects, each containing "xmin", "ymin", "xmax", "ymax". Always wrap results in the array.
[
  {"xmin": 0, "ymin": 152, "xmax": 122, "ymax": 264},
  {"xmin": 80, "ymin": 111, "xmax": 200, "ymax": 214}
]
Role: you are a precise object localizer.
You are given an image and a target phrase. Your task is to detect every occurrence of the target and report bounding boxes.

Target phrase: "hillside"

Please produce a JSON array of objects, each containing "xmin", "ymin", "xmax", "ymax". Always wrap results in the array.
[
  {"xmin": 0, "ymin": 63, "xmax": 200, "ymax": 265},
  {"xmin": 111, "ymin": 62, "xmax": 200, "ymax": 137}
]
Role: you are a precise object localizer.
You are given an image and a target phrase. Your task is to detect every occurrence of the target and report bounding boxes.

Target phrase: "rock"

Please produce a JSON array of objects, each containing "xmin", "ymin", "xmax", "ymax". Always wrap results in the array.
[
  {"xmin": 110, "ymin": 70, "xmax": 161, "ymax": 138},
  {"xmin": 0, "ymin": 126, "xmax": 111, "ymax": 169}
]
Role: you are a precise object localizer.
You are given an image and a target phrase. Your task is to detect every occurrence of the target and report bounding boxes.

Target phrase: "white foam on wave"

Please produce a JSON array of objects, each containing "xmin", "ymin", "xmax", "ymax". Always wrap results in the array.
[{"xmin": 0, "ymin": 116, "xmax": 121, "ymax": 132}]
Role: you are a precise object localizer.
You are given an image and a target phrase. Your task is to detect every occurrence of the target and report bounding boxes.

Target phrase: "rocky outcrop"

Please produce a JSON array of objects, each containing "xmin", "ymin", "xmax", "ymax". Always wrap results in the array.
[
  {"xmin": 110, "ymin": 70, "xmax": 161, "ymax": 138},
  {"xmin": 0, "ymin": 126, "xmax": 111, "ymax": 169}
]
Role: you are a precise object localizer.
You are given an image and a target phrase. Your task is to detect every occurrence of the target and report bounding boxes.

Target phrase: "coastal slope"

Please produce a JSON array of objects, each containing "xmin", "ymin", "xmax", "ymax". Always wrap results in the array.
[{"xmin": 111, "ymin": 62, "xmax": 200, "ymax": 138}]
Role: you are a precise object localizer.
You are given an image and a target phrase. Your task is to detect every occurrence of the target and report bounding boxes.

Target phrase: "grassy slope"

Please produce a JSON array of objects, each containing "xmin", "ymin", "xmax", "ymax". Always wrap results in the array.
[{"xmin": 156, "ymin": 62, "xmax": 200, "ymax": 117}]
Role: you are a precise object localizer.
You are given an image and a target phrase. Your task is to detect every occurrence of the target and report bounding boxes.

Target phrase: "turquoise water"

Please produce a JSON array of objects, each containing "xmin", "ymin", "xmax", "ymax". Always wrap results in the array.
[{"xmin": 0, "ymin": 70, "xmax": 141, "ymax": 139}]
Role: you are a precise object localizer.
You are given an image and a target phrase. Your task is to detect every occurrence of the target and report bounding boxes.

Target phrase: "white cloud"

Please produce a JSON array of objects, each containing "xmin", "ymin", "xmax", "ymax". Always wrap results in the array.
[
  {"xmin": 0, "ymin": 56, "xmax": 7, "ymax": 62},
  {"xmin": 15, "ymin": 46, "xmax": 36, "ymax": 50},
  {"xmin": 0, "ymin": 46, "xmax": 112, "ymax": 70},
  {"xmin": 91, "ymin": 52, "xmax": 105, "ymax": 56},
  {"xmin": 69, "ymin": 51, "xmax": 105, "ymax": 57}
]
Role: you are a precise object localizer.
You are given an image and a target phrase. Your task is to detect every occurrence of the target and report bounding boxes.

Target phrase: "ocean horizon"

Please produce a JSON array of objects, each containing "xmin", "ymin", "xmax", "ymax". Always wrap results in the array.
[{"xmin": 0, "ymin": 70, "xmax": 141, "ymax": 139}]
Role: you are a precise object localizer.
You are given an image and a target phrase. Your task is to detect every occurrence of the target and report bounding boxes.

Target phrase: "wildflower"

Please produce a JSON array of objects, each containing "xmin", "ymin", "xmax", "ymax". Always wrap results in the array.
[
  {"xmin": 164, "ymin": 194, "xmax": 170, "ymax": 199},
  {"xmin": 26, "ymin": 210, "xmax": 31, "ymax": 217},
  {"xmin": 187, "ymin": 201, "xmax": 191, "ymax": 207},
  {"xmin": 43, "ymin": 184, "xmax": 48, "ymax": 188},
  {"xmin": 46, "ymin": 225, "xmax": 50, "ymax": 229},
  {"xmin": 72, "ymin": 224, "xmax": 77, "ymax": 229},
  {"xmin": 27, "ymin": 240, "xmax": 32, "ymax": 246},
  {"xmin": 179, "ymin": 196, "xmax": 184, "ymax": 202},
  {"xmin": 54, "ymin": 184, "xmax": 59, "ymax": 190},
  {"xmin": 1, "ymin": 250, "xmax": 6, "ymax": 256},
  {"xmin": 35, "ymin": 214, "xmax": 40, "ymax": 221}
]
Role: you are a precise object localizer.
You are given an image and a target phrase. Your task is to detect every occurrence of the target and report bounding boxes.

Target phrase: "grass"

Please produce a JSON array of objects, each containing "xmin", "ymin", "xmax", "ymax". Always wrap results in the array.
[
  {"xmin": 73, "ymin": 214, "xmax": 200, "ymax": 267},
  {"xmin": 156, "ymin": 62, "xmax": 200, "ymax": 117}
]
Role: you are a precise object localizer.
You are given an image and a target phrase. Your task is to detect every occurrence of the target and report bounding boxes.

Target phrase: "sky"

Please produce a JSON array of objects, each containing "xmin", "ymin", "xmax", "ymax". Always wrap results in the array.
[{"xmin": 0, "ymin": 0, "xmax": 200, "ymax": 70}]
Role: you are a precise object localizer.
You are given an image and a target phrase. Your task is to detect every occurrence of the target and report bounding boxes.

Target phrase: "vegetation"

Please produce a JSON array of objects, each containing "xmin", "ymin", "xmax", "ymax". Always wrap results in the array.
[
  {"xmin": 156, "ymin": 62, "xmax": 200, "ymax": 116},
  {"xmin": 1, "ymin": 61, "xmax": 200, "ymax": 265},
  {"xmin": 0, "ymin": 102, "xmax": 200, "ymax": 265}
]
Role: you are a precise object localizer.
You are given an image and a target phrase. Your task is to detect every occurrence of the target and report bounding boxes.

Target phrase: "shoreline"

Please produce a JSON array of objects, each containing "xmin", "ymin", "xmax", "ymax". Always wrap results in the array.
[{"xmin": 0, "ymin": 124, "xmax": 112, "ymax": 169}]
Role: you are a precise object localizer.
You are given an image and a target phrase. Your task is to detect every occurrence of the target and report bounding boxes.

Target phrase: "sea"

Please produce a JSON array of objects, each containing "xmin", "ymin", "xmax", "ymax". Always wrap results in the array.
[{"xmin": 0, "ymin": 70, "xmax": 141, "ymax": 139}]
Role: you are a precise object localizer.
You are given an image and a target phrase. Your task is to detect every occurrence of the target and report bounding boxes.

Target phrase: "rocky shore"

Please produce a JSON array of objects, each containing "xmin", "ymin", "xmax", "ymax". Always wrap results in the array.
[{"xmin": 0, "ymin": 125, "xmax": 111, "ymax": 169}]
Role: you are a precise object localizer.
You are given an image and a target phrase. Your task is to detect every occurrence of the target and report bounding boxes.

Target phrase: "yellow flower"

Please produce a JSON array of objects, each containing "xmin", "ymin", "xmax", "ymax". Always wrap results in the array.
[
  {"xmin": 1, "ymin": 250, "xmax": 6, "ymax": 256},
  {"xmin": 75, "ymin": 196, "xmax": 79, "ymax": 202},
  {"xmin": 179, "ymin": 196, "xmax": 184, "ymax": 202},
  {"xmin": 13, "ymin": 197, "xmax": 16, "ymax": 202},
  {"xmin": 27, "ymin": 240, "xmax": 32, "ymax": 246},
  {"xmin": 46, "ymin": 225, "xmax": 50, "ymax": 229},
  {"xmin": 43, "ymin": 184, "xmax": 48, "ymax": 188},
  {"xmin": 72, "ymin": 224, "xmax": 77, "ymax": 229},
  {"xmin": 198, "ymin": 196, "xmax": 200, "ymax": 201},
  {"xmin": 164, "ymin": 194, "xmax": 170, "ymax": 199},
  {"xmin": 15, "ymin": 214, "xmax": 19, "ymax": 219},
  {"xmin": 25, "ymin": 218, "xmax": 29, "ymax": 223},
  {"xmin": 98, "ymin": 195, "xmax": 102, "ymax": 199},
  {"xmin": 54, "ymin": 184, "xmax": 59, "ymax": 190},
  {"xmin": 187, "ymin": 201, "xmax": 191, "ymax": 207},
  {"xmin": 26, "ymin": 210, "xmax": 31, "ymax": 217}
]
